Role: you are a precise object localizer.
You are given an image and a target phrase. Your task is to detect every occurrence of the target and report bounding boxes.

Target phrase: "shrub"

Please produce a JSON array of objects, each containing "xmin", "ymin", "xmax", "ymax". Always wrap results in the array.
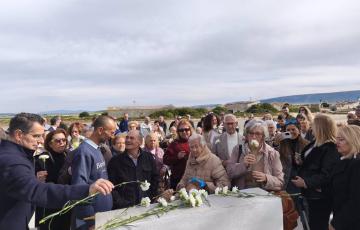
[{"xmin": 79, "ymin": 111, "xmax": 90, "ymax": 118}]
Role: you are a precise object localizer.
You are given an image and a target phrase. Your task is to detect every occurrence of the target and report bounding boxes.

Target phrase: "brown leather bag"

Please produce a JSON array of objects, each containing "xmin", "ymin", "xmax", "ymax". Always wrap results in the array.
[{"xmin": 273, "ymin": 191, "xmax": 299, "ymax": 230}]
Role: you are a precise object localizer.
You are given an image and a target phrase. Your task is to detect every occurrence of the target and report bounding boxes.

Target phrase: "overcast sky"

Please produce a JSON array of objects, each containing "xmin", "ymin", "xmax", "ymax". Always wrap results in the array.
[{"xmin": 1, "ymin": 0, "xmax": 360, "ymax": 113}]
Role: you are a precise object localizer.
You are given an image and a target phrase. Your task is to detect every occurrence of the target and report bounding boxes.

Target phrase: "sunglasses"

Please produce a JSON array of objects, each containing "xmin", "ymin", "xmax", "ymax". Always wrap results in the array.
[
  {"xmin": 178, "ymin": 128, "xmax": 191, "ymax": 132},
  {"xmin": 52, "ymin": 138, "xmax": 67, "ymax": 144}
]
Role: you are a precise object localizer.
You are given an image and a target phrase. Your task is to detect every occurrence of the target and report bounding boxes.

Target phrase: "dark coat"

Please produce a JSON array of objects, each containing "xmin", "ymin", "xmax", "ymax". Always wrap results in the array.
[
  {"xmin": 34, "ymin": 151, "xmax": 70, "ymax": 230},
  {"xmin": 163, "ymin": 139, "xmax": 190, "ymax": 182},
  {"xmin": 0, "ymin": 140, "xmax": 89, "ymax": 230},
  {"xmin": 107, "ymin": 149, "xmax": 159, "ymax": 209},
  {"xmin": 299, "ymin": 141, "xmax": 340, "ymax": 199},
  {"xmin": 330, "ymin": 157, "xmax": 360, "ymax": 230}
]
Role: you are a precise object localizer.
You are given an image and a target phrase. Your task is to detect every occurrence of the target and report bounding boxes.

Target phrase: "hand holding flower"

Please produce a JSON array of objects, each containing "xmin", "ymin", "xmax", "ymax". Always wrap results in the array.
[
  {"xmin": 252, "ymin": 171, "xmax": 267, "ymax": 183},
  {"xmin": 89, "ymin": 178, "xmax": 114, "ymax": 196},
  {"xmin": 36, "ymin": 170, "xmax": 48, "ymax": 182},
  {"xmin": 244, "ymin": 154, "xmax": 256, "ymax": 167}
]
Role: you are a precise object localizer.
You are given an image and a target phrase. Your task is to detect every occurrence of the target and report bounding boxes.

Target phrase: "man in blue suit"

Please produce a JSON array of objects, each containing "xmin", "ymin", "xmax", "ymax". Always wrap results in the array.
[{"xmin": 0, "ymin": 113, "xmax": 114, "ymax": 230}]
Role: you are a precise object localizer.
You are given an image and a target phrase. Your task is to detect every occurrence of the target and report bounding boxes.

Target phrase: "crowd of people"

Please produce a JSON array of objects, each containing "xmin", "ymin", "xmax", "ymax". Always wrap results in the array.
[{"xmin": 0, "ymin": 105, "xmax": 360, "ymax": 230}]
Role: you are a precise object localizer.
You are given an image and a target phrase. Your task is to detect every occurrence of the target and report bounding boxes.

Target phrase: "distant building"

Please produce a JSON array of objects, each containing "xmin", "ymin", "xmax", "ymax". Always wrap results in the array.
[
  {"xmin": 330, "ymin": 100, "xmax": 360, "ymax": 112},
  {"xmin": 107, "ymin": 105, "xmax": 175, "ymax": 118},
  {"xmin": 224, "ymin": 101, "xmax": 259, "ymax": 113}
]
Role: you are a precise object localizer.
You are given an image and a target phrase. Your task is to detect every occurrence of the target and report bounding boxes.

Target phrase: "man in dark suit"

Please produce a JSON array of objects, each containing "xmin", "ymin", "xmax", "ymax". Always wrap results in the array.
[
  {"xmin": 0, "ymin": 113, "xmax": 114, "ymax": 230},
  {"xmin": 107, "ymin": 130, "xmax": 159, "ymax": 209}
]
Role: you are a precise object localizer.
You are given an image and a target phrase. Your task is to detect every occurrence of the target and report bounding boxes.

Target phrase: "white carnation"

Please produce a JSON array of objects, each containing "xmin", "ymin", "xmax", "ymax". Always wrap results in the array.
[
  {"xmin": 157, "ymin": 197, "xmax": 168, "ymax": 207},
  {"xmin": 199, "ymin": 189, "xmax": 208, "ymax": 198},
  {"xmin": 179, "ymin": 188, "xmax": 189, "ymax": 200},
  {"xmin": 222, "ymin": 186, "xmax": 228, "ymax": 195},
  {"xmin": 140, "ymin": 180, "xmax": 151, "ymax": 191},
  {"xmin": 214, "ymin": 187, "xmax": 221, "ymax": 195},
  {"xmin": 39, "ymin": 155, "xmax": 49, "ymax": 161},
  {"xmin": 231, "ymin": 186, "xmax": 239, "ymax": 193},
  {"xmin": 140, "ymin": 197, "xmax": 151, "ymax": 208},
  {"xmin": 189, "ymin": 189, "xmax": 199, "ymax": 197},
  {"xmin": 189, "ymin": 194, "xmax": 196, "ymax": 207},
  {"xmin": 249, "ymin": 140, "xmax": 260, "ymax": 151},
  {"xmin": 195, "ymin": 195, "xmax": 203, "ymax": 207}
]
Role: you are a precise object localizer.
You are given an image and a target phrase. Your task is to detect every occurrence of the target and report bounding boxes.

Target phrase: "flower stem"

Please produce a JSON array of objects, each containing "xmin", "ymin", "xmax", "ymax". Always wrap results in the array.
[{"xmin": 39, "ymin": 181, "xmax": 141, "ymax": 225}]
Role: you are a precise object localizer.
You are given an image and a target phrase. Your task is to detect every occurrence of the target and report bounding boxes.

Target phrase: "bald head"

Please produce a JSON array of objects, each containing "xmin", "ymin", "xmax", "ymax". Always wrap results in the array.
[{"xmin": 93, "ymin": 115, "xmax": 116, "ymax": 130}]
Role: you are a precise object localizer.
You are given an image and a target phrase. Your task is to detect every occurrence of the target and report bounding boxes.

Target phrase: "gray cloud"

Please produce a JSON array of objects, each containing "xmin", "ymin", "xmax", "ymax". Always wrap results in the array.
[{"xmin": 0, "ymin": 0, "xmax": 360, "ymax": 113}]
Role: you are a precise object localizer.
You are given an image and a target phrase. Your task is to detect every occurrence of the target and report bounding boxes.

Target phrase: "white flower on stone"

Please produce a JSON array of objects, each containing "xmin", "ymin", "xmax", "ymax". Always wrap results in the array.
[
  {"xmin": 140, "ymin": 180, "xmax": 150, "ymax": 191},
  {"xmin": 195, "ymin": 195, "xmax": 203, "ymax": 207},
  {"xmin": 231, "ymin": 186, "xmax": 239, "ymax": 193},
  {"xmin": 222, "ymin": 186, "xmax": 228, "ymax": 195},
  {"xmin": 179, "ymin": 188, "xmax": 189, "ymax": 201},
  {"xmin": 199, "ymin": 189, "xmax": 208, "ymax": 198},
  {"xmin": 157, "ymin": 197, "xmax": 168, "ymax": 207},
  {"xmin": 170, "ymin": 196, "xmax": 176, "ymax": 202},
  {"xmin": 189, "ymin": 194, "xmax": 196, "ymax": 207},
  {"xmin": 214, "ymin": 187, "xmax": 221, "ymax": 195},
  {"xmin": 189, "ymin": 189, "xmax": 199, "ymax": 197},
  {"xmin": 140, "ymin": 197, "xmax": 151, "ymax": 208}
]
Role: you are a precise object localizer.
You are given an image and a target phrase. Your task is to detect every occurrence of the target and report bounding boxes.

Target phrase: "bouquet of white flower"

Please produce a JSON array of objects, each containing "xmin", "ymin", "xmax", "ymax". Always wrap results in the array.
[{"xmin": 98, "ymin": 188, "xmax": 210, "ymax": 230}]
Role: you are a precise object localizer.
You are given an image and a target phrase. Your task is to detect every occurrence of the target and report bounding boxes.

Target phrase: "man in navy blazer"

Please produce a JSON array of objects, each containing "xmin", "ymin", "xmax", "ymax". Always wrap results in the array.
[{"xmin": 0, "ymin": 113, "xmax": 114, "ymax": 230}]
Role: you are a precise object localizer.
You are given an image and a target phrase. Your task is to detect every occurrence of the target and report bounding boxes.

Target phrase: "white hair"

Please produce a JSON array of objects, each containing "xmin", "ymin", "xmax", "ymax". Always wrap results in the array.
[
  {"xmin": 263, "ymin": 119, "xmax": 277, "ymax": 128},
  {"xmin": 244, "ymin": 119, "xmax": 269, "ymax": 139},
  {"xmin": 188, "ymin": 133, "xmax": 207, "ymax": 146},
  {"xmin": 224, "ymin": 114, "xmax": 237, "ymax": 122}
]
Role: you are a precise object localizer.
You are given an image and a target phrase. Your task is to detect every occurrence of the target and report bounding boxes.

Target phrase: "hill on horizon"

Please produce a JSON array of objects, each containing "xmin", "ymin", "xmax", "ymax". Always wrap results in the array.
[{"xmin": 260, "ymin": 90, "xmax": 360, "ymax": 104}]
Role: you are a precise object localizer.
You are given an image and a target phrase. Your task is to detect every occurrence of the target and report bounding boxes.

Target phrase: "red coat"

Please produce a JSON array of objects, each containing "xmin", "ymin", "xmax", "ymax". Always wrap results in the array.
[{"xmin": 163, "ymin": 139, "xmax": 190, "ymax": 181}]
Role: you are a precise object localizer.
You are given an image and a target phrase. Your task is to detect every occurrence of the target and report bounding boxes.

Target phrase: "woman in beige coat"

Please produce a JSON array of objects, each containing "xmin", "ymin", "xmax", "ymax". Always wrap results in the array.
[
  {"xmin": 177, "ymin": 134, "xmax": 230, "ymax": 193},
  {"xmin": 226, "ymin": 119, "xmax": 284, "ymax": 191}
]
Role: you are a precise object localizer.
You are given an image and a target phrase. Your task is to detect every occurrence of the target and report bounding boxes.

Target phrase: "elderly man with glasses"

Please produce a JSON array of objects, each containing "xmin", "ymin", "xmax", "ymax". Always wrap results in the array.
[{"xmin": 212, "ymin": 114, "xmax": 244, "ymax": 167}]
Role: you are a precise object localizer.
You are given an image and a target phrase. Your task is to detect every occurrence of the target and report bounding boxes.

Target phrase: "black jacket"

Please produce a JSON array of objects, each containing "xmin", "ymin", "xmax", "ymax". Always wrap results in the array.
[
  {"xmin": 0, "ymin": 140, "xmax": 89, "ymax": 230},
  {"xmin": 299, "ymin": 141, "xmax": 340, "ymax": 199},
  {"xmin": 107, "ymin": 149, "xmax": 159, "ymax": 209},
  {"xmin": 330, "ymin": 157, "xmax": 360, "ymax": 230}
]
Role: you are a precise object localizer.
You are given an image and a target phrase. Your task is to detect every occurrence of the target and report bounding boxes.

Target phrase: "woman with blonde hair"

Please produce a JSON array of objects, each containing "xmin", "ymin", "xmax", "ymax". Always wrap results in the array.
[
  {"xmin": 329, "ymin": 125, "xmax": 360, "ymax": 230},
  {"xmin": 298, "ymin": 106, "xmax": 313, "ymax": 123},
  {"xmin": 292, "ymin": 114, "xmax": 340, "ymax": 230}
]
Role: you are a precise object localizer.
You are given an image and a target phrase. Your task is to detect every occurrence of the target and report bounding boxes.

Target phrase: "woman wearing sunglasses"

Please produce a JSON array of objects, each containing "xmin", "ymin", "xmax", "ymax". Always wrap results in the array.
[
  {"xmin": 34, "ymin": 128, "xmax": 70, "ymax": 230},
  {"xmin": 163, "ymin": 119, "xmax": 192, "ymax": 190}
]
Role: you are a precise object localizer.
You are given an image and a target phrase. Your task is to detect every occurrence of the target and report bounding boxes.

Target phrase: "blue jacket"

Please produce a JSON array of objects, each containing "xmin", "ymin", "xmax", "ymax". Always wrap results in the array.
[
  {"xmin": 71, "ymin": 140, "xmax": 112, "ymax": 229},
  {"xmin": 119, "ymin": 119, "xmax": 128, "ymax": 133},
  {"xmin": 0, "ymin": 140, "xmax": 89, "ymax": 230}
]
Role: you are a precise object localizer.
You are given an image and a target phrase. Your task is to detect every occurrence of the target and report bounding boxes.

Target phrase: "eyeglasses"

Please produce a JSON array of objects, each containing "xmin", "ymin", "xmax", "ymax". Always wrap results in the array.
[
  {"xmin": 178, "ymin": 128, "xmax": 191, "ymax": 132},
  {"xmin": 247, "ymin": 132, "xmax": 263, "ymax": 137},
  {"xmin": 225, "ymin": 122, "xmax": 236, "ymax": 125},
  {"xmin": 52, "ymin": 138, "xmax": 67, "ymax": 144}
]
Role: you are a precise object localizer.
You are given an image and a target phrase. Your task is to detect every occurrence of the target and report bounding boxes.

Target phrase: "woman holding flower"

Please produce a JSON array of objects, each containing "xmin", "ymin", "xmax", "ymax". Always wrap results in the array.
[
  {"xmin": 176, "ymin": 134, "xmax": 230, "ymax": 193},
  {"xmin": 34, "ymin": 128, "xmax": 70, "ymax": 230},
  {"xmin": 226, "ymin": 120, "xmax": 284, "ymax": 191}
]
